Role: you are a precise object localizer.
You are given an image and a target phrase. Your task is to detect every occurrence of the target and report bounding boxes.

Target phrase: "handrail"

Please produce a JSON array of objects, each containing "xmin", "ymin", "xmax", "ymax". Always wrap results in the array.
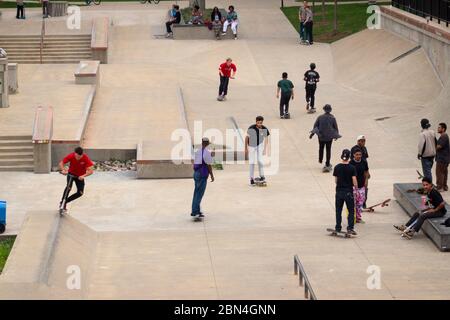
[
  {"xmin": 294, "ymin": 255, "xmax": 317, "ymax": 300},
  {"xmin": 40, "ymin": 18, "xmax": 45, "ymax": 64},
  {"xmin": 392, "ymin": 0, "xmax": 450, "ymax": 27}
]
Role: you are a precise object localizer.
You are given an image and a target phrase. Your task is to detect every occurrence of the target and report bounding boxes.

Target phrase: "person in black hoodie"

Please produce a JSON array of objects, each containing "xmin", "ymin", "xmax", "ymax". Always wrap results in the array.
[{"xmin": 309, "ymin": 104, "xmax": 341, "ymax": 172}]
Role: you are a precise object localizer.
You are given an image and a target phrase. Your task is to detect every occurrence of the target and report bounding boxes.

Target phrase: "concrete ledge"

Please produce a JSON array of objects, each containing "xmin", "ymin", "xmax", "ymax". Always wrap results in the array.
[
  {"xmin": 75, "ymin": 61, "xmax": 100, "ymax": 85},
  {"xmin": 393, "ymin": 183, "xmax": 450, "ymax": 251},
  {"xmin": 173, "ymin": 24, "xmax": 236, "ymax": 40},
  {"xmin": 0, "ymin": 211, "xmax": 60, "ymax": 284},
  {"xmin": 91, "ymin": 17, "xmax": 108, "ymax": 64},
  {"xmin": 7, "ymin": 63, "xmax": 18, "ymax": 94}
]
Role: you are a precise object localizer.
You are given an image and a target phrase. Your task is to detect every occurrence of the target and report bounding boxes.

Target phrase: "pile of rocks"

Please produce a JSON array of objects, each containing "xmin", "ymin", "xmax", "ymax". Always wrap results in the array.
[{"xmin": 93, "ymin": 159, "xmax": 136, "ymax": 172}]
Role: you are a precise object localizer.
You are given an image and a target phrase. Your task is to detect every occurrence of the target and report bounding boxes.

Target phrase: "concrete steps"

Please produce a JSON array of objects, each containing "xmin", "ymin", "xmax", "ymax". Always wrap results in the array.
[
  {"xmin": 0, "ymin": 136, "xmax": 34, "ymax": 172},
  {"xmin": 0, "ymin": 34, "xmax": 92, "ymax": 64}
]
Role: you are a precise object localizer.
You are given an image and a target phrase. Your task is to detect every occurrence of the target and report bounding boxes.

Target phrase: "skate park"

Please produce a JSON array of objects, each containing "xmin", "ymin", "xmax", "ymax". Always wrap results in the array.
[{"xmin": 0, "ymin": 0, "xmax": 449, "ymax": 299}]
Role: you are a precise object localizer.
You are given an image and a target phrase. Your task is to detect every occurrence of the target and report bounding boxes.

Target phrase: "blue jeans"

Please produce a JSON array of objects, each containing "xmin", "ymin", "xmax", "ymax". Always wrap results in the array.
[
  {"xmin": 421, "ymin": 157, "xmax": 434, "ymax": 182},
  {"xmin": 335, "ymin": 189, "xmax": 355, "ymax": 231},
  {"xmin": 192, "ymin": 170, "xmax": 208, "ymax": 215},
  {"xmin": 299, "ymin": 21, "xmax": 305, "ymax": 41}
]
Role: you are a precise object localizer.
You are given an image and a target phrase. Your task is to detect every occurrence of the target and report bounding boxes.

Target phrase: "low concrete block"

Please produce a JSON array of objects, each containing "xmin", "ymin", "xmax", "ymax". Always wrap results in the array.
[
  {"xmin": 173, "ymin": 24, "xmax": 236, "ymax": 40},
  {"xmin": 7, "ymin": 63, "xmax": 18, "ymax": 94},
  {"xmin": 75, "ymin": 61, "xmax": 100, "ymax": 85},
  {"xmin": 394, "ymin": 183, "xmax": 450, "ymax": 251}
]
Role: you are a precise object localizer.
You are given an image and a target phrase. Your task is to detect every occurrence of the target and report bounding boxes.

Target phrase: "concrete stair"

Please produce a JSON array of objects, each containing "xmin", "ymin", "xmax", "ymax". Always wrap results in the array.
[
  {"xmin": 0, "ymin": 136, "xmax": 34, "ymax": 172},
  {"xmin": 0, "ymin": 34, "xmax": 92, "ymax": 64}
]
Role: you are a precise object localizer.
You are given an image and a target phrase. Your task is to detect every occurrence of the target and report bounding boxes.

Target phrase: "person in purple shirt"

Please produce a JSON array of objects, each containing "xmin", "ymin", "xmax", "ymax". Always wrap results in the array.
[{"xmin": 191, "ymin": 137, "xmax": 215, "ymax": 218}]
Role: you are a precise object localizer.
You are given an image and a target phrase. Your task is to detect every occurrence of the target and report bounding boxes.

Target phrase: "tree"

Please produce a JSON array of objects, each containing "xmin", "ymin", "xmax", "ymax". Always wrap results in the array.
[
  {"xmin": 333, "ymin": 0, "xmax": 338, "ymax": 35},
  {"xmin": 189, "ymin": 0, "xmax": 205, "ymax": 11}
]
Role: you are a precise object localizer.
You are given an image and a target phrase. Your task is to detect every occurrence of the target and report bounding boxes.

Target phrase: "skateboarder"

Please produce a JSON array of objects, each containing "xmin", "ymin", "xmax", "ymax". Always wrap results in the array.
[
  {"xmin": 418, "ymin": 118, "xmax": 437, "ymax": 182},
  {"xmin": 218, "ymin": 58, "xmax": 237, "ymax": 101},
  {"xmin": 298, "ymin": 1, "xmax": 308, "ymax": 44},
  {"xmin": 436, "ymin": 123, "xmax": 449, "ymax": 192},
  {"xmin": 351, "ymin": 135, "xmax": 370, "ymax": 207},
  {"xmin": 304, "ymin": 63, "xmax": 319, "ymax": 112},
  {"xmin": 276, "ymin": 72, "xmax": 294, "ymax": 119},
  {"xmin": 350, "ymin": 148, "xmax": 369, "ymax": 223},
  {"xmin": 333, "ymin": 149, "xmax": 358, "ymax": 235},
  {"xmin": 58, "ymin": 147, "xmax": 94, "ymax": 212},
  {"xmin": 394, "ymin": 177, "xmax": 447, "ymax": 239},
  {"xmin": 245, "ymin": 116, "xmax": 270, "ymax": 186},
  {"xmin": 304, "ymin": 5, "xmax": 314, "ymax": 45},
  {"xmin": 309, "ymin": 104, "xmax": 341, "ymax": 172},
  {"xmin": 191, "ymin": 137, "xmax": 215, "ymax": 218}
]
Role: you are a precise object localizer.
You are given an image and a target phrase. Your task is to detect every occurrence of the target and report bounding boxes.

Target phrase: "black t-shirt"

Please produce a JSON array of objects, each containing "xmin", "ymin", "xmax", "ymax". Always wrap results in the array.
[
  {"xmin": 304, "ymin": 70, "xmax": 320, "ymax": 87},
  {"xmin": 351, "ymin": 145, "xmax": 369, "ymax": 161},
  {"xmin": 350, "ymin": 159, "xmax": 369, "ymax": 188},
  {"xmin": 247, "ymin": 124, "xmax": 270, "ymax": 147},
  {"xmin": 426, "ymin": 188, "xmax": 447, "ymax": 214},
  {"xmin": 174, "ymin": 11, "xmax": 181, "ymax": 23},
  {"xmin": 436, "ymin": 133, "xmax": 450, "ymax": 163},
  {"xmin": 333, "ymin": 163, "xmax": 356, "ymax": 192}
]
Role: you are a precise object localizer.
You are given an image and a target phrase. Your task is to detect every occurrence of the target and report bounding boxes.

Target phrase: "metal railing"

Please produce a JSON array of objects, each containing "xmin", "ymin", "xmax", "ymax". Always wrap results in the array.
[
  {"xmin": 392, "ymin": 0, "xmax": 450, "ymax": 27},
  {"xmin": 293, "ymin": 255, "xmax": 317, "ymax": 300},
  {"xmin": 40, "ymin": 18, "xmax": 46, "ymax": 64}
]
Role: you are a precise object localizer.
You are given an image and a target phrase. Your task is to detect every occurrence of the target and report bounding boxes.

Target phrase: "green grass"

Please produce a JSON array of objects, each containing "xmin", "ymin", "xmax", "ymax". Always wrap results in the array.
[
  {"xmin": 0, "ymin": 1, "xmax": 41, "ymax": 8},
  {"xmin": 281, "ymin": 2, "xmax": 390, "ymax": 43},
  {"xmin": 0, "ymin": 236, "xmax": 15, "ymax": 274}
]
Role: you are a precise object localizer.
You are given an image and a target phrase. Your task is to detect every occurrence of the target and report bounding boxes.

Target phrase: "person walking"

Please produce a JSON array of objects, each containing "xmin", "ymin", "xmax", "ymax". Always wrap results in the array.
[
  {"xmin": 350, "ymin": 148, "xmax": 369, "ymax": 223},
  {"xmin": 222, "ymin": 5, "xmax": 238, "ymax": 39},
  {"xmin": 298, "ymin": 1, "xmax": 308, "ymax": 44},
  {"xmin": 58, "ymin": 147, "xmax": 94, "ymax": 213},
  {"xmin": 191, "ymin": 138, "xmax": 214, "ymax": 218},
  {"xmin": 304, "ymin": 4, "xmax": 313, "ymax": 45},
  {"xmin": 351, "ymin": 135, "xmax": 370, "ymax": 207},
  {"xmin": 436, "ymin": 122, "xmax": 449, "ymax": 191},
  {"xmin": 217, "ymin": 58, "xmax": 236, "ymax": 101},
  {"xmin": 304, "ymin": 62, "xmax": 319, "ymax": 112},
  {"xmin": 309, "ymin": 104, "xmax": 341, "ymax": 172},
  {"xmin": 394, "ymin": 177, "xmax": 447, "ymax": 239},
  {"xmin": 246, "ymin": 116, "xmax": 270, "ymax": 186},
  {"xmin": 16, "ymin": 0, "xmax": 25, "ymax": 19},
  {"xmin": 333, "ymin": 149, "xmax": 358, "ymax": 235},
  {"xmin": 276, "ymin": 72, "xmax": 294, "ymax": 119},
  {"xmin": 418, "ymin": 118, "xmax": 437, "ymax": 182}
]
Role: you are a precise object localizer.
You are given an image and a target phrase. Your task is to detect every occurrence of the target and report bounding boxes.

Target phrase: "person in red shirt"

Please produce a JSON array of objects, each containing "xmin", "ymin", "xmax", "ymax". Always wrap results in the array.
[
  {"xmin": 217, "ymin": 58, "xmax": 237, "ymax": 101},
  {"xmin": 58, "ymin": 147, "xmax": 94, "ymax": 212}
]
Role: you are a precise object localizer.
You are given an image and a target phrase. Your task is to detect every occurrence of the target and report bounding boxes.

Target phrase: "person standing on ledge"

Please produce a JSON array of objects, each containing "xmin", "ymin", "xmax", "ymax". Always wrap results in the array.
[
  {"xmin": 59, "ymin": 147, "xmax": 94, "ymax": 213},
  {"xmin": 417, "ymin": 118, "xmax": 436, "ymax": 182},
  {"xmin": 217, "ymin": 58, "xmax": 237, "ymax": 101},
  {"xmin": 191, "ymin": 137, "xmax": 214, "ymax": 218},
  {"xmin": 16, "ymin": 0, "xmax": 25, "ymax": 19},
  {"xmin": 436, "ymin": 122, "xmax": 449, "ymax": 191},
  {"xmin": 276, "ymin": 72, "xmax": 294, "ymax": 119}
]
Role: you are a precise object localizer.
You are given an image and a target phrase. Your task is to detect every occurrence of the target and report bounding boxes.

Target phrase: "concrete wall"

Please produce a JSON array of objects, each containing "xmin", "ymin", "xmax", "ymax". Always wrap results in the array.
[{"xmin": 381, "ymin": 7, "xmax": 450, "ymax": 86}]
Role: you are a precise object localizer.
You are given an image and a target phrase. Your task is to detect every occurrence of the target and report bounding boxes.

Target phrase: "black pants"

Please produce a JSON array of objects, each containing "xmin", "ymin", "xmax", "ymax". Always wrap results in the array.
[
  {"xmin": 16, "ymin": 5, "xmax": 24, "ymax": 18},
  {"xmin": 305, "ymin": 84, "xmax": 316, "ymax": 108},
  {"xmin": 43, "ymin": 2, "xmax": 48, "ymax": 16},
  {"xmin": 219, "ymin": 76, "xmax": 230, "ymax": 96},
  {"xmin": 335, "ymin": 189, "xmax": 355, "ymax": 231},
  {"xmin": 166, "ymin": 21, "xmax": 176, "ymax": 33},
  {"xmin": 305, "ymin": 21, "xmax": 313, "ymax": 43},
  {"xmin": 279, "ymin": 92, "xmax": 292, "ymax": 116},
  {"xmin": 406, "ymin": 210, "xmax": 445, "ymax": 232},
  {"xmin": 319, "ymin": 140, "xmax": 332, "ymax": 167},
  {"xmin": 60, "ymin": 175, "xmax": 85, "ymax": 206}
]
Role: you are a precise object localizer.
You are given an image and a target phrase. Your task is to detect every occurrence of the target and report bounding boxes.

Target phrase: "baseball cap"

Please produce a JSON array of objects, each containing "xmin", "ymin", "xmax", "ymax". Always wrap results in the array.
[
  {"xmin": 341, "ymin": 149, "xmax": 351, "ymax": 161},
  {"xmin": 202, "ymin": 137, "xmax": 210, "ymax": 143},
  {"xmin": 357, "ymin": 135, "xmax": 366, "ymax": 141}
]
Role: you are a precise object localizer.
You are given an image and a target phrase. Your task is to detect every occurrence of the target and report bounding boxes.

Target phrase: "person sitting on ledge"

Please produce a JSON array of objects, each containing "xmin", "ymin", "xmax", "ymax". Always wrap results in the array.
[
  {"xmin": 165, "ymin": 4, "xmax": 181, "ymax": 38},
  {"xmin": 222, "ymin": 5, "xmax": 238, "ymax": 40},
  {"xmin": 394, "ymin": 177, "xmax": 447, "ymax": 239},
  {"xmin": 210, "ymin": 6, "xmax": 223, "ymax": 40},
  {"xmin": 189, "ymin": 5, "xmax": 204, "ymax": 25}
]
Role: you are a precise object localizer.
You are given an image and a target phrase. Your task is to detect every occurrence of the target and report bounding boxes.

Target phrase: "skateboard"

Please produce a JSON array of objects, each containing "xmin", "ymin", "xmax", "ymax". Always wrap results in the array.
[
  {"xmin": 307, "ymin": 108, "xmax": 316, "ymax": 114},
  {"xmin": 417, "ymin": 170, "xmax": 424, "ymax": 180},
  {"xmin": 252, "ymin": 177, "xmax": 267, "ymax": 187},
  {"xmin": 192, "ymin": 215, "xmax": 204, "ymax": 222},
  {"xmin": 363, "ymin": 198, "xmax": 391, "ymax": 212},
  {"xmin": 322, "ymin": 165, "xmax": 332, "ymax": 173},
  {"xmin": 59, "ymin": 173, "xmax": 76, "ymax": 216},
  {"xmin": 284, "ymin": 113, "xmax": 291, "ymax": 119},
  {"xmin": 326, "ymin": 228, "xmax": 355, "ymax": 238}
]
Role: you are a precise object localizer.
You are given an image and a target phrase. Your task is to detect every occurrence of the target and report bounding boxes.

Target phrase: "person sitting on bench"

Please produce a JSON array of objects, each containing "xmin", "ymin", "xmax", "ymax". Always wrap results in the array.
[
  {"xmin": 210, "ymin": 6, "xmax": 222, "ymax": 40},
  {"xmin": 394, "ymin": 177, "xmax": 447, "ymax": 239},
  {"xmin": 222, "ymin": 5, "xmax": 238, "ymax": 39},
  {"xmin": 189, "ymin": 5, "xmax": 204, "ymax": 24},
  {"xmin": 165, "ymin": 4, "xmax": 181, "ymax": 38}
]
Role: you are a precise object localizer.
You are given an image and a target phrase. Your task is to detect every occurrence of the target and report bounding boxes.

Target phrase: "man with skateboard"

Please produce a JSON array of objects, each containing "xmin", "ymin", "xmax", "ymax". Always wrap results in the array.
[
  {"xmin": 309, "ymin": 104, "xmax": 341, "ymax": 172},
  {"xmin": 59, "ymin": 147, "xmax": 94, "ymax": 213},
  {"xmin": 276, "ymin": 72, "xmax": 294, "ymax": 119},
  {"xmin": 350, "ymin": 147, "xmax": 369, "ymax": 223},
  {"xmin": 218, "ymin": 58, "xmax": 237, "ymax": 101},
  {"xmin": 191, "ymin": 137, "xmax": 215, "ymax": 219},
  {"xmin": 351, "ymin": 135, "xmax": 370, "ymax": 208},
  {"xmin": 246, "ymin": 116, "xmax": 270, "ymax": 186},
  {"xmin": 333, "ymin": 149, "xmax": 358, "ymax": 236},
  {"xmin": 304, "ymin": 62, "xmax": 319, "ymax": 113},
  {"xmin": 394, "ymin": 177, "xmax": 447, "ymax": 239}
]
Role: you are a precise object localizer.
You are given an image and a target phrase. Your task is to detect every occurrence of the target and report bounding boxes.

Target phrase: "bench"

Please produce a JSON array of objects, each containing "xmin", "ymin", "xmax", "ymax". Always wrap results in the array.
[
  {"xmin": 91, "ymin": 17, "xmax": 108, "ymax": 64},
  {"xmin": 74, "ymin": 60, "xmax": 100, "ymax": 85},
  {"xmin": 394, "ymin": 183, "xmax": 450, "ymax": 251},
  {"xmin": 173, "ymin": 9, "xmax": 237, "ymax": 40}
]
